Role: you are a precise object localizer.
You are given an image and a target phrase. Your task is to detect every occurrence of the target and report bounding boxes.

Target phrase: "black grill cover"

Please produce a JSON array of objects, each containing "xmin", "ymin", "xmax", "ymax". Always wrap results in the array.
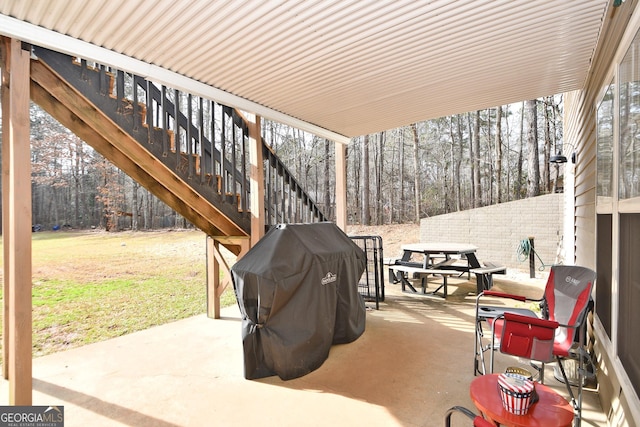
[{"xmin": 231, "ymin": 222, "xmax": 366, "ymax": 380}]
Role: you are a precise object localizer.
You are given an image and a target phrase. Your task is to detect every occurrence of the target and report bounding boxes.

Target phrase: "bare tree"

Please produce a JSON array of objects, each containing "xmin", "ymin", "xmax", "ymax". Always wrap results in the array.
[
  {"xmin": 324, "ymin": 138, "xmax": 331, "ymax": 219},
  {"xmin": 399, "ymin": 130, "xmax": 406, "ymax": 221},
  {"xmin": 542, "ymin": 96, "xmax": 553, "ymax": 193},
  {"xmin": 411, "ymin": 123, "xmax": 421, "ymax": 222},
  {"xmin": 495, "ymin": 106, "xmax": 503, "ymax": 203},
  {"xmin": 361, "ymin": 134, "xmax": 371, "ymax": 225},
  {"xmin": 472, "ymin": 111, "xmax": 482, "ymax": 207},
  {"xmin": 454, "ymin": 115, "xmax": 464, "ymax": 211},
  {"xmin": 526, "ymin": 99, "xmax": 541, "ymax": 197},
  {"xmin": 515, "ymin": 101, "xmax": 525, "ymax": 199},
  {"xmin": 131, "ymin": 180, "xmax": 139, "ymax": 230},
  {"xmin": 375, "ymin": 131, "xmax": 385, "ymax": 224}
]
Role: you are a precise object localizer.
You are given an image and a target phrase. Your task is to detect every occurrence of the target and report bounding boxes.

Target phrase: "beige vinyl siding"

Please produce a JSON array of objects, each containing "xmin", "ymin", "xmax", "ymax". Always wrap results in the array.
[{"xmin": 565, "ymin": 1, "xmax": 640, "ymax": 425}]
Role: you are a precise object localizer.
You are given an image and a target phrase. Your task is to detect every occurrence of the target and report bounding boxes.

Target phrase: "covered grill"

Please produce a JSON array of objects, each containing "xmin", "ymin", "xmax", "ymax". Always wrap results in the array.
[{"xmin": 231, "ymin": 222, "xmax": 366, "ymax": 380}]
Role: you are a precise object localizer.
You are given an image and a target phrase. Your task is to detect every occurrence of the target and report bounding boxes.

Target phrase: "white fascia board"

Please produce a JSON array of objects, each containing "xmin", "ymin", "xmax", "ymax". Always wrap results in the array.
[{"xmin": 0, "ymin": 14, "xmax": 351, "ymax": 145}]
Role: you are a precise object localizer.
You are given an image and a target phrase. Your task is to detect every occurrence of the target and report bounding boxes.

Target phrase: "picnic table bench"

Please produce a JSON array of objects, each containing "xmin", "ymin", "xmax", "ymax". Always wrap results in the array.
[
  {"xmin": 470, "ymin": 262, "xmax": 507, "ymax": 293},
  {"xmin": 388, "ymin": 243, "xmax": 506, "ymax": 297},
  {"xmin": 388, "ymin": 264, "xmax": 459, "ymax": 297}
]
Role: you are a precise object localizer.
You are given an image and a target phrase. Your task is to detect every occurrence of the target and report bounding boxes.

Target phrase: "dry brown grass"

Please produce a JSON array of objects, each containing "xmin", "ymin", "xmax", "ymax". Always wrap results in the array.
[
  {"xmin": 0, "ymin": 229, "xmax": 238, "ymax": 360},
  {"xmin": 346, "ymin": 223, "xmax": 420, "ymax": 258},
  {"xmin": 0, "ymin": 224, "xmax": 422, "ymax": 361}
]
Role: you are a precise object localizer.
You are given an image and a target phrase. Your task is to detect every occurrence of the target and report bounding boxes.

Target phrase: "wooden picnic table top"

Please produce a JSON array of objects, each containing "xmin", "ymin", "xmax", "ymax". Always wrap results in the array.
[{"xmin": 401, "ymin": 242, "xmax": 478, "ymax": 254}]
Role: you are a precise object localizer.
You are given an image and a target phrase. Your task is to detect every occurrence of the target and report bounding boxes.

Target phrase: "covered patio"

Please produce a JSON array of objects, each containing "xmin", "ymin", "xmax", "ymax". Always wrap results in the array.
[
  {"xmin": 0, "ymin": 274, "xmax": 607, "ymax": 426},
  {"xmin": 2, "ymin": 0, "xmax": 640, "ymax": 425}
]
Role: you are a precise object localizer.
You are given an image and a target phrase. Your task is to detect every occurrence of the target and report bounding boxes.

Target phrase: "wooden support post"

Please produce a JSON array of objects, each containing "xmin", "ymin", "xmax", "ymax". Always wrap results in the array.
[
  {"xmin": 1, "ymin": 37, "xmax": 33, "ymax": 405},
  {"xmin": 1, "ymin": 37, "xmax": 11, "ymax": 381},
  {"xmin": 248, "ymin": 114, "xmax": 265, "ymax": 247},
  {"xmin": 206, "ymin": 236, "xmax": 250, "ymax": 319},
  {"xmin": 206, "ymin": 236, "xmax": 220, "ymax": 319},
  {"xmin": 335, "ymin": 142, "xmax": 347, "ymax": 231}
]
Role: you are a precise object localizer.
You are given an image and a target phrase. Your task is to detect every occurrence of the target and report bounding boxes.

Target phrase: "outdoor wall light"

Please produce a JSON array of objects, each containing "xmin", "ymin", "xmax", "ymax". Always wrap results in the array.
[
  {"xmin": 550, "ymin": 152, "xmax": 568, "ymax": 164},
  {"xmin": 550, "ymin": 151, "xmax": 576, "ymax": 164}
]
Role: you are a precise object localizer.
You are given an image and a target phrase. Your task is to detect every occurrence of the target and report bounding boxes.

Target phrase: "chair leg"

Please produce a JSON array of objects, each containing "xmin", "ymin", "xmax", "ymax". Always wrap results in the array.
[
  {"xmin": 529, "ymin": 361, "xmax": 545, "ymax": 384},
  {"xmin": 444, "ymin": 406, "xmax": 478, "ymax": 427},
  {"xmin": 474, "ymin": 318, "xmax": 487, "ymax": 376},
  {"xmin": 555, "ymin": 356, "xmax": 579, "ymax": 422},
  {"xmin": 555, "ymin": 324, "xmax": 594, "ymax": 427},
  {"xmin": 474, "ymin": 315, "xmax": 497, "ymax": 376}
]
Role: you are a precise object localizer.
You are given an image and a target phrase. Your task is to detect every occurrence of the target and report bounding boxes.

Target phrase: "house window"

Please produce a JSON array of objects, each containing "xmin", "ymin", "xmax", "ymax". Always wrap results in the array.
[
  {"xmin": 596, "ymin": 81, "xmax": 614, "ymax": 340},
  {"xmin": 597, "ymin": 83, "xmax": 615, "ymax": 204},
  {"xmin": 619, "ymin": 34, "xmax": 640, "ymax": 200},
  {"xmin": 596, "ymin": 214, "xmax": 612, "ymax": 338},
  {"xmin": 618, "ymin": 213, "xmax": 640, "ymax": 396},
  {"xmin": 613, "ymin": 27, "xmax": 640, "ymax": 398}
]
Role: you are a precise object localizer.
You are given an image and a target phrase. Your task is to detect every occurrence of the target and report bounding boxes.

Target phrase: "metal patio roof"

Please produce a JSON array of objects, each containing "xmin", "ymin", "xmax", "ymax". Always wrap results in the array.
[{"xmin": 0, "ymin": 0, "xmax": 610, "ymax": 142}]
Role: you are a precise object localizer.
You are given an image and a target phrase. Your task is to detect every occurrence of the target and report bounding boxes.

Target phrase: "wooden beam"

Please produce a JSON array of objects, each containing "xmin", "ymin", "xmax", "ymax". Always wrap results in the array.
[
  {"xmin": 335, "ymin": 142, "xmax": 347, "ymax": 230},
  {"xmin": 206, "ymin": 237, "xmax": 220, "ymax": 319},
  {"xmin": 248, "ymin": 114, "xmax": 265, "ymax": 247},
  {"xmin": 1, "ymin": 37, "xmax": 11, "ymax": 381},
  {"xmin": 206, "ymin": 236, "xmax": 249, "ymax": 319},
  {"xmin": 4, "ymin": 37, "xmax": 33, "ymax": 405}
]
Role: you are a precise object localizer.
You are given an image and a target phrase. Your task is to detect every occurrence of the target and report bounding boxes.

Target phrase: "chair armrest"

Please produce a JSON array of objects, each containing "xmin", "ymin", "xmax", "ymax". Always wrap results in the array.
[{"xmin": 479, "ymin": 290, "xmax": 527, "ymax": 302}]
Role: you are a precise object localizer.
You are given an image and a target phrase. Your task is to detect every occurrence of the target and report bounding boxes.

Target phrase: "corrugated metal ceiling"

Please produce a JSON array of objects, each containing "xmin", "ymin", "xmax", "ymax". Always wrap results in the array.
[{"xmin": 0, "ymin": 0, "xmax": 609, "ymax": 139}]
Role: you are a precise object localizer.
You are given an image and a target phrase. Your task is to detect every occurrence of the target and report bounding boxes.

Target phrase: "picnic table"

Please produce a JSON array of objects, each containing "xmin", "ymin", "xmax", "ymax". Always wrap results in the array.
[{"xmin": 388, "ymin": 243, "xmax": 506, "ymax": 297}]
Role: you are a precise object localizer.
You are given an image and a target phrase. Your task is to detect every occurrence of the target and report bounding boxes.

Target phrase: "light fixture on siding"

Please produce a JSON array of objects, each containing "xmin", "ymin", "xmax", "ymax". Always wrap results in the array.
[
  {"xmin": 550, "ymin": 151, "xmax": 577, "ymax": 164},
  {"xmin": 550, "ymin": 152, "xmax": 568, "ymax": 164}
]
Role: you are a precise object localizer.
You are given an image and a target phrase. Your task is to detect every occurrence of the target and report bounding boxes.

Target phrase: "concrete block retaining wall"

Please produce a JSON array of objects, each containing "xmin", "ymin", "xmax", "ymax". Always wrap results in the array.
[{"xmin": 419, "ymin": 193, "xmax": 564, "ymax": 274}]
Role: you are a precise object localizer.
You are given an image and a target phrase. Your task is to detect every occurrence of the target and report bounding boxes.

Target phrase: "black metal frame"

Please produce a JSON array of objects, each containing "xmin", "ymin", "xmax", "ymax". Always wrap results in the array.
[{"xmin": 349, "ymin": 235, "xmax": 384, "ymax": 309}]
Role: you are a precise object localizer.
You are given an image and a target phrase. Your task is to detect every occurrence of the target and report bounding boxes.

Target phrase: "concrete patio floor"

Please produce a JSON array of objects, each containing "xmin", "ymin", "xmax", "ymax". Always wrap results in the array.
[{"xmin": 1, "ymin": 275, "xmax": 607, "ymax": 426}]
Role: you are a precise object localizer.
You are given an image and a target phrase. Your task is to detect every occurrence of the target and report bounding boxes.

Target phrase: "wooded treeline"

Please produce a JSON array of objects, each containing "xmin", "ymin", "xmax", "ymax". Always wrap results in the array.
[
  {"xmin": 5, "ymin": 104, "xmax": 189, "ymax": 231},
  {"xmin": 272, "ymin": 96, "xmax": 564, "ymax": 225},
  {"xmin": 0, "ymin": 96, "xmax": 563, "ymax": 230}
]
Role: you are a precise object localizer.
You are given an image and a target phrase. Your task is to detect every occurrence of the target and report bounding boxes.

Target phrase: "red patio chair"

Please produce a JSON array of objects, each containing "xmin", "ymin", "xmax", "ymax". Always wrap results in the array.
[{"xmin": 473, "ymin": 264, "xmax": 596, "ymax": 427}]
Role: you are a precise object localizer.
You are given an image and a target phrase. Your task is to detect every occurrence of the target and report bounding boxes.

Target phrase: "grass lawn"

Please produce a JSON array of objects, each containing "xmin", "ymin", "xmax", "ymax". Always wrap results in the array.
[{"xmin": 0, "ymin": 229, "xmax": 237, "ymax": 362}]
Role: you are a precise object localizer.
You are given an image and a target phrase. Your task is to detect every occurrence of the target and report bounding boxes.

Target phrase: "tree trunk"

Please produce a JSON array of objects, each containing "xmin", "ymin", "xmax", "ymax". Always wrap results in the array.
[
  {"xmin": 486, "ymin": 109, "xmax": 493, "ymax": 205},
  {"xmin": 361, "ymin": 134, "xmax": 370, "ymax": 225},
  {"xmin": 411, "ymin": 123, "xmax": 420, "ymax": 222},
  {"xmin": 473, "ymin": 111, "xmax": 481, "ymax": 208},
  {"xmin": 516, "ymin": 101, "xmax": 525, "ymax": 199},
  {"xmin": 324, "ymin": 139, "xmax": 331, "ymax": 220},
  {"xmin": 542, "ymin": 96, "xmax": 552, "ymax": 193},
  {"xmin": 376, "ymin": 131, "xmax": 385, "ymax": 224},
  {"xmin": 389, "ymin": 131, "xmax": 397, "ymax": 223},
  {"xmin": 148, "ymin": 190, "xmax": 154, "ymax": 229},
  {"xmin": 495, "ymin": 106, "xmax": 503, "ymax": 203},
  {"xmin": 351, "ymin": 139, "xmax": 360, "ymax": 222},
  {"xmin": 132, "ymin": 180, "xmax": 139, "ymax": 231},
  {"xmin": 503, "ymin": 105, "xmax": 511, "ymax": 202},
  {"xmin": 448, "ymin": 118, "xmax": 456, "ymax": 211},
  {"xmin": 399, "ymin": 131, "xmax": 405, "ymax": 222},
  {"xmin": 526, "ymin": 99, "xmax": 541, "ymax": 197},
  {"xmin": 468, "ymin": 112, "xmax": 475, "ymax": 206},
  {"xmin": 455, "ymin": 115, "xmax": 464, "ymax": 211}
]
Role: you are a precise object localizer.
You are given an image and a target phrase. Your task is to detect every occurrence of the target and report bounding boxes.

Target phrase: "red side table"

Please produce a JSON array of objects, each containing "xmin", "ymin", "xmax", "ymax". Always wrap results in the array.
[{"xmin": 470, "ymin": 374, "xmax": 574, "ymax": 427}]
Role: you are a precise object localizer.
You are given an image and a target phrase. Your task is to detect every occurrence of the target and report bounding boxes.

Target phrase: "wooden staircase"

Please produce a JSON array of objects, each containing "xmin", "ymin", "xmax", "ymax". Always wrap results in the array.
[{"xmin": 29, "ymin": 46, "xmax": 327, "ymax": 243}]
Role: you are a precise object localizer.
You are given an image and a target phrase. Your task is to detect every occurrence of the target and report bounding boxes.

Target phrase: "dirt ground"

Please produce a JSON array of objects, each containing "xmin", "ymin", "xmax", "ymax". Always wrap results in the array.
[{"xmin": 345, "ymin": 223, "xmax": 420, "ymax": 259}]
